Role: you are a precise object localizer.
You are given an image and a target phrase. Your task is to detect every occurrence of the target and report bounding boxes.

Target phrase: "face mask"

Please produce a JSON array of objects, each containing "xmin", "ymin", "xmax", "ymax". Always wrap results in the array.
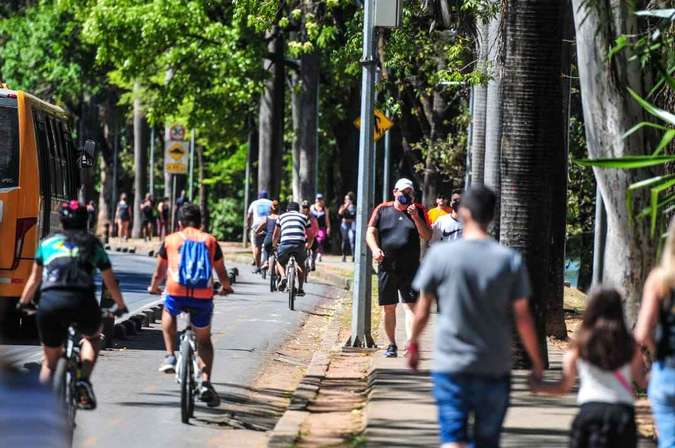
[
  {"xmin": 451, "ymin": 200, "xmax": 460, "ymax": 210},
  {"xmin": 397, "ymin": 193, "xmax": 413, "ymax": 205}
]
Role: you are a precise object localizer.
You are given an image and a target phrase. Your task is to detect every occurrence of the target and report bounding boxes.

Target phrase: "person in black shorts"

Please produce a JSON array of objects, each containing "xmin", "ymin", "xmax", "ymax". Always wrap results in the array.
[
  {"xmin": 140, "ymin": 193, "xmax": 155, "ymax": 241},
  {"xmin": 17, "ymin": 200, "xmax": 128, "ymax": 409},
  {"xmin": 273, "ymin": 202, "xmax": 314, "ymax": 297},
  {"xmin": 366, "ymin": 178, "xmax": 431, "ymax": 358}
]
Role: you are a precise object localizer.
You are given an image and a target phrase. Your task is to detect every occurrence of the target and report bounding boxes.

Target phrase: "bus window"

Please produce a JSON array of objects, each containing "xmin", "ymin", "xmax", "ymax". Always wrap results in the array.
[
  {"xmin": 0, "ymin": 100, "xmax": 19, "ymax": 189},
  {"xmin": 49, "ymin": 116, "xmax": 68, "ymax": 197},
  {"xmin": 61, "ymin": 122, "xmax": 80, "ymax": 191},
  {"xmin": 45, "ymin": 117, "xmax": 63, "ymax": 197}
]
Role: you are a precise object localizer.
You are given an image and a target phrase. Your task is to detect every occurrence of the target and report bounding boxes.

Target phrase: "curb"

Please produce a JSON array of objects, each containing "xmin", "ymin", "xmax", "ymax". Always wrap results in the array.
[{"xmin": 267, "ymin": 290, "xmax": 349, "ymax": 447}]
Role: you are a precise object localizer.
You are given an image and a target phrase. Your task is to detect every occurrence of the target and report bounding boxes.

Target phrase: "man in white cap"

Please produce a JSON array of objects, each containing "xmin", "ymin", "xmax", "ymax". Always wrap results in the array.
[{"xmin": 366, "ymin": 178, "xmax": 431, "ymax": 357}]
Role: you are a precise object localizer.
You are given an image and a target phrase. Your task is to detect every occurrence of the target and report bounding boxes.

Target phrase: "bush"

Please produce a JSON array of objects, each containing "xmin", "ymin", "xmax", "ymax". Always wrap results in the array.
[{"xmin": 209, "ymin": 197, "xmax": 244, "ymax": 242}]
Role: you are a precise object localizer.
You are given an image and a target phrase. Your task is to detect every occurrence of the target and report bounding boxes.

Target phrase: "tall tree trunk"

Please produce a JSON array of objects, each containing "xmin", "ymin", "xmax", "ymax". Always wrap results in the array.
[
  {"xmin": 96, "ymin": 93, "xmax": 118, "ymax": 236},
  {"xmin": 483, "ymin": 11, "xmax": 503, "ymax": 237},
  {"xmin": 131, "ymin": 84, "xmax": 147, "ymax": 239},
  {"xmin": 572, "ymin": 0, "xmax": 654, "ymax": 324},
  {"xmin": 196, "ymin": 144, "xmax": 208, "ymax": 231},
  {"xmin": 501, "ymin": 0, "xmax": 565, "ymax": 368},
  {"xmin": 470, "ymin": 20, "xmax": 489, "ymax": 185},
  {"xmin": 258, "ymin": 28, "xmax": 285, "ymax": 198},
  {"xmin": 545, "ymin": 0, "xmax": 574, "ymax": 339}
]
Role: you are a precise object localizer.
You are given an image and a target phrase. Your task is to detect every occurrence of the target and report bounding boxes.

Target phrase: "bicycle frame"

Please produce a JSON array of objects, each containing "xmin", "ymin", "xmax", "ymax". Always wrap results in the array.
[{"xmin": 177, "ymin": 311, "xmax": 201, "ymax": 423}]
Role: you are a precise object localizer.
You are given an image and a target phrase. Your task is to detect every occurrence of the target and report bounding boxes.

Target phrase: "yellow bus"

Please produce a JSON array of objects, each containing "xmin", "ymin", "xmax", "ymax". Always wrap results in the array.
[{"xmin": 0, "ymin": 88, "xmax": 86, "ymax": 332}]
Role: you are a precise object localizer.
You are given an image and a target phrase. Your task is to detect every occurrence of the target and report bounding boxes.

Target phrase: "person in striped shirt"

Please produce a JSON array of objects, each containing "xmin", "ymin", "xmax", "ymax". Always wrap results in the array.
[{"xmin": 273, "ymin": 202, "xmax": 314, "ymax": 296}]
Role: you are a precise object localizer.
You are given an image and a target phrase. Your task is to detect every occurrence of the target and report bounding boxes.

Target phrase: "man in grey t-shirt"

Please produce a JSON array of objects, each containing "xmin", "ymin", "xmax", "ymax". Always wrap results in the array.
[{"xmin": 407, "ymin": 185, "xmax": 544, "ymax": 448}]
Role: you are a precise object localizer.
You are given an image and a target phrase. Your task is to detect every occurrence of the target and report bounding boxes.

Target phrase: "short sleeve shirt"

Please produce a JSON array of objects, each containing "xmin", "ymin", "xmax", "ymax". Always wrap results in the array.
[
  {"xmin": 431, "ymin": 214, "xmax": 463, "ymax": 243},
  {"xmin": 35, "ymin": 234, "xmax": 111, "ymax": 287},
  {"xmin": 277, "ymin": 211, "xmax": 310, "ymax": 244},
  {"xmin": 413, "ymin": 239, "xmax": 531, "ymax": 376},
  {"xmin": 368, "ymin": 202, "xmax": 426, "ymax": 267},
  {"xmin": 426, "ymin": 207, "xmax": 448, "ymax": 225},
  {"xmin": 248, "ymin": 199, "xmax": 273, "ymax": 227}
]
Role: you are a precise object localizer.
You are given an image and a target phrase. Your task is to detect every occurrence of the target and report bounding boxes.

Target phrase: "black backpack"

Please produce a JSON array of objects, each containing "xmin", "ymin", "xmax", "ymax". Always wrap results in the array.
[{"xmin": 42, "ymin": 238, "xmax": 95, "ymax": 292}]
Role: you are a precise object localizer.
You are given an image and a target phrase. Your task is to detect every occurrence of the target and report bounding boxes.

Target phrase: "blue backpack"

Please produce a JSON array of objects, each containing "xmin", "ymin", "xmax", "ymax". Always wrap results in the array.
[{"xmin": 177, "ymin": 234, "xmax": 212, "ymax": 290}]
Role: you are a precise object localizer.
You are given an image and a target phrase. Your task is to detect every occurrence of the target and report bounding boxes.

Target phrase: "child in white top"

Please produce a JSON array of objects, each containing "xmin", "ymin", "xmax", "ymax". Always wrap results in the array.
[{"xmin": 531, "ymin": 288, "xmax": 647, "ymax": 448}]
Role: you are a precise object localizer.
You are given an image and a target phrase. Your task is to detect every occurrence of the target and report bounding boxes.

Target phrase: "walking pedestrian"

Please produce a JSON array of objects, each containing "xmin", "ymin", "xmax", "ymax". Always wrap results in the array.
[
  {"xmin": 247, "ymin": 191, "xmax": 273, "ymax": 272},
  {"xmin": 86, "ymin": 200, "xmax": 97, "ymax": 233},
  {"xmin": 174, "ymin": 190, "xmax": 188, "ymax": 231},
  {"xmin": 140, "ymin": 193, "xmax": 155, "ymax": 241},
  {"xmin": 531, "ymin": 288, "xmax": 646, "ymax": 448},
  {"xmin": 367, "ymin": 178, "xmax": 431, "ymax": 358},
  {"xmin": 430, "ymin": 191, "xmax": 463, "ymax": 243},
  {"xmin": 310, "ymin": 193, "xmax": 331, "ymax": 263},
  {"xmin": 115, "ymin": 193, "xmax": 131, "ymax": 241},
  {"xmin": 157, "ymin": 197, "xmax": 170, "ymax": 239},
  {"xmin": 426, "ymin": 192, "xmax": 452, "ymax": 226},
  {"xmin": 407, "ymin": 185, "xmax": 544, "ymax": 448},
  {"xmin": 635, "ymin": 216, "xmax": 675, "ymax": 448},
  {"xmin": 338, "ymin": 192, "xmax": 357, "ymax": 262}
]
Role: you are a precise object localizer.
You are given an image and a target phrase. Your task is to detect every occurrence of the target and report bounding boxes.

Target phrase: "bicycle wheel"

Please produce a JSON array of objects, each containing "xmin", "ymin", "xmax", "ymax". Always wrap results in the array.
[
  {"xmin": 179, "ymin": 337, "xmax": 194, "ymax": 424},
  {"xmin": 288, "ymin": 262, "xmax": 296, "ymax": 311},
  {"xmin": 53, "ymin": 358, "xmax": 77, "ymax": 430},
  {"xmin": 269, "ymin": 258, "xmax": 277, "ymax": 292}
]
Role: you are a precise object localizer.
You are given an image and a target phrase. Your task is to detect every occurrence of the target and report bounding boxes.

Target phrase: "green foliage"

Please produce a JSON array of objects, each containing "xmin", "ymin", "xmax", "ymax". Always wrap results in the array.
[{"xmin": 209, "ymin": 197, "xmax": 244, "ymax": 241}]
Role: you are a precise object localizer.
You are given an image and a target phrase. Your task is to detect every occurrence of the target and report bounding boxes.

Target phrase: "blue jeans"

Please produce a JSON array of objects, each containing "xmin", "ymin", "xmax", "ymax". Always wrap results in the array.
[
  {"xmin": 648, "ymin": 361, "xmax": 675, "ymax": 448},
  {"xmin": 432, "ymin": 372, "xmax": 511, "ymax": 447}
]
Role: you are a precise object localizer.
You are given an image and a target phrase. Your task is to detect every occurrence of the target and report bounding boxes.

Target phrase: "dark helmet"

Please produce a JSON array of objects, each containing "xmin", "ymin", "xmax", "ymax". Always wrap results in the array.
[{"xmin": 59, "ymin": 200, "xmax": 87, "ymax": 230}]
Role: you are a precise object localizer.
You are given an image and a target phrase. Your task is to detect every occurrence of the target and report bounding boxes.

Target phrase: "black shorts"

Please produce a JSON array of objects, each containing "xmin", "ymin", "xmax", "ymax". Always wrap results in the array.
[
  {"xmin": 37, "ymin": 290, "xmax": 102, "ymax": 348},
  {"xmin": 570, "ymin": 402, "xmax": 636, "ymax": 448},
  {"xmin": 378, "ymin": 265, "xmax": 419, "ymax": 306},
  {"xmin": 277, "ymin": 242, "xmax": 307, "ymax": 266}
]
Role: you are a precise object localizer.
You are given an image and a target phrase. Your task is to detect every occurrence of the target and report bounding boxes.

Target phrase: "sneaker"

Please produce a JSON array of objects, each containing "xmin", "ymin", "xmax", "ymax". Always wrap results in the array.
[
  {"xmin": 252, "ymin": 267, "xmax": 261, "ymax": 274},
  {"xmin": 296, "ymin": 289, "xmax": 305, "ymax": 297},
  {"xmin": 341, "ymin": 255, "xmax": 347, "ymax": 262},
  {"xmin": 384, "ymin": 344, "xmax": 398, "ymax": 358},
  {"xmin": 278, "ymin": 278, "xmax": 287, "ymax": 292},
  {"xmin": 158, "ymin": 354, "xmax": 177, "ymax": 373},
  {"xmin": 75, "ymin": 379, "xmax": 97, "ymax": 410},
  {"xmin": 199, "ymin": 382, "xmax": 221, "ymax": 407}
]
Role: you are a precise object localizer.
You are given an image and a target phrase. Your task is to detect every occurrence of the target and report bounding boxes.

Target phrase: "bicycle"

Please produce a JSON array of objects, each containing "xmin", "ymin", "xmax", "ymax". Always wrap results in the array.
[
  {"xmin": 287, "ymin": 255, "xmax": 297, "ymax": 311},
  {"xmin": 269, "ymin": 251, "xmax": 279, "ymax": 293},
  {"xmin": 20, "ymin": 305, "xmax": 125, "ymax": 435},
  {"xmin": 176, "ymin": 307, "xmax": 202, "ymax": 424}
]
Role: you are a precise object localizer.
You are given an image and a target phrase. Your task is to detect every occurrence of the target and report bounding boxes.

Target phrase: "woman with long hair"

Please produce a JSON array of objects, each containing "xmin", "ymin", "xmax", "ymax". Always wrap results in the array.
[
  {"xmin": 531, "ymin": 288, "xmax": 646, "ymax": 447},
  {"xmin": 636, "ymin": 217, "xmax": 675, "ymax": 448}
]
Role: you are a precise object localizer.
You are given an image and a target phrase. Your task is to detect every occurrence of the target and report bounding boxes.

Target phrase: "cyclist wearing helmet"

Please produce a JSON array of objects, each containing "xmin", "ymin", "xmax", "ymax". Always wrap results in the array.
[{"xmin": 18, "ymin": 200, "xmax": 128, "ymax": 409}]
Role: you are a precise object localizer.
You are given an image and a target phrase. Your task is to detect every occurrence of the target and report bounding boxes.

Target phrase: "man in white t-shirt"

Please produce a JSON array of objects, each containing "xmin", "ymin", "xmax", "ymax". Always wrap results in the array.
[
  {"xmin": 247, "ymin": 191, "xmax": 273, "ymax": 271},
  {"xmin": 431, "ymin": 191, "xmax": 463, "ymax": 243}
]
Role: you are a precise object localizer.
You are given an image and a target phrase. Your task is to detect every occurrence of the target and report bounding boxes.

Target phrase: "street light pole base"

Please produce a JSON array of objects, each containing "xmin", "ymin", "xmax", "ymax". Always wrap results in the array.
[{"xmin": 344, "ymin": 333, "xmax": 377, "ymax": 349}]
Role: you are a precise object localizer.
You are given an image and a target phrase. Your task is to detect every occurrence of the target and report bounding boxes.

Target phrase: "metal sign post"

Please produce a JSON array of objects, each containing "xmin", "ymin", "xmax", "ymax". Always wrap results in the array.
[{"xmin": 347, "ymin": 0, "xmax": 377, "ymax": 348}]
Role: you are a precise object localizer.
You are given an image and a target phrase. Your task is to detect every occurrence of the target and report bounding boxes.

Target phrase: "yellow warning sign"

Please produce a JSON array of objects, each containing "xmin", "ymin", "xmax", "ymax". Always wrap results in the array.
[
  {"xmin": 165, "ymin": 141, "xmax": 188, "ymax": 174},
  {"xmin": 354, "ymin": 109, "xmax": 394, "ymax": 141}
]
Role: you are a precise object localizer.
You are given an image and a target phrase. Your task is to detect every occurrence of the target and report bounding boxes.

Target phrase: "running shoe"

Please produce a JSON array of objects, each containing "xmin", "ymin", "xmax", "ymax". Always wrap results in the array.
[
  {"xmin": 75, "ymin": 379, "xmax": 97, "ymax": 410},
  {"xmin": 278, "ymin": 278, "xmax": 288, "ymax": 292},
  {"xmin": 296, "ymin": 289, "xmax": 306, "ymax": 297},
  {"xmin": 158, "ymin": 354, "xmax": 177, "ymax": 373},
  {"xmin": 199, "ymin": 382, "xmax": 221, "ymax": 407},
  {"xmin": 384, "ymin": 344, "xmax": 398, "ymax": 358}
]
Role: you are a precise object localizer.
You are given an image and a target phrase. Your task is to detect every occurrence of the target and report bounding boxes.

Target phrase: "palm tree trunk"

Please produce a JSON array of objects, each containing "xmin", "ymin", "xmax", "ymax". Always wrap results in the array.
[
  {"xmin": 572, "ymin": 0, "xmax": 655, "ymax": 324},
  {"xmin": 501, "ymin": 0, "xmax": 566, "ymax": 368},
  {"xmin": 483, "ymin": 11, "xmax": 503, "ymax": 237},
  {"xmin": 470, "ymin": 20, "xmax": 489, "ymax": 185},
  {"xmin": 545, "ymin": 0, "xmax": 574, "ymax": 339}
]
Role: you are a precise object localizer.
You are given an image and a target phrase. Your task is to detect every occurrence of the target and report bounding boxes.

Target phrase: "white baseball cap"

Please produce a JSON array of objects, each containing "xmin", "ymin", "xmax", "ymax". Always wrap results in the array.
[{"xmin": 394, "ymin": 178, "xmax": 414, "ymax": 192}]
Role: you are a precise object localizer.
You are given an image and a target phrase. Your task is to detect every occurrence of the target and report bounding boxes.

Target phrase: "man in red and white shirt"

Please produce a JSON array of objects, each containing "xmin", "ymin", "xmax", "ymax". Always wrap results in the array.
[{"xmin": 366, "ymin": 178, "xmax": 431, "ymax": 358}]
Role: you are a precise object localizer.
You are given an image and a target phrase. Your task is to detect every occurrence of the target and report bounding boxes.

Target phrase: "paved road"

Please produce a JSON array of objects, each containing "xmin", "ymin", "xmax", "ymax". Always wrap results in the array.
[{"xmin": 1, "ymin": 252, "xmax": 341, "ymax": 447}]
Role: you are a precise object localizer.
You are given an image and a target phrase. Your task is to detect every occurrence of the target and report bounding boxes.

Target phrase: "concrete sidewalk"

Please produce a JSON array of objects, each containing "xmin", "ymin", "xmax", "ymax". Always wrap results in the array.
[{"xmin": 364, "ymin": 307, "xmax": 656, "ymax": 447}]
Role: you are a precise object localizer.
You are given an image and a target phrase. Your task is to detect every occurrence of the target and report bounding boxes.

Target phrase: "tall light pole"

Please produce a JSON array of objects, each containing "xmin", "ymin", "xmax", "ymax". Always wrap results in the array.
[{"xmin": 347, "ymin": 0, "xmax": 377, "ymax": 348}]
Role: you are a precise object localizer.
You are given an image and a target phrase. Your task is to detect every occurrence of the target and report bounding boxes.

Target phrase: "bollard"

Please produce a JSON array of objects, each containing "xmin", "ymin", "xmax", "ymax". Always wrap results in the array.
[{"xmin": 104, "ymin": 222, "xmax": 110, "ymax": 244}]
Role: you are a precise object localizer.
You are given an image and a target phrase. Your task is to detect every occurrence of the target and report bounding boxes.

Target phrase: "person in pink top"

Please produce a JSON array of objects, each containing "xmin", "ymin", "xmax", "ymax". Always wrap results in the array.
[{"xmin": 302, "ymin": 201, "xmax": 320, "ymax": 271}]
